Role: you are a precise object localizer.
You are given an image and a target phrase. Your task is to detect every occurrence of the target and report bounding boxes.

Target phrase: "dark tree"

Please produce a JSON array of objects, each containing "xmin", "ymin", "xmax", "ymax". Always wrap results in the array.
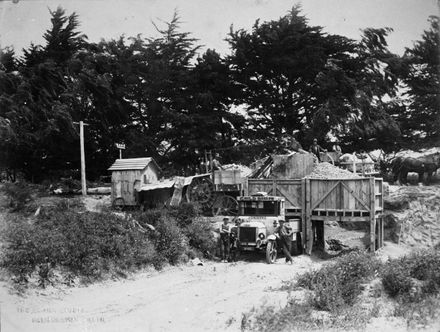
[
  {"xmin": 227, "ymin": 7, "xmax": 402, "ymax": 152},
  {"xmin": 398, "ymin": 16, "xmax": 440, "ymax": 146}
]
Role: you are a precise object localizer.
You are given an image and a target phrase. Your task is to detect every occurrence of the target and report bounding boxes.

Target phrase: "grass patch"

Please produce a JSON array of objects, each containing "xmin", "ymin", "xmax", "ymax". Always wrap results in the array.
[
  {"xmin": 245, "ymin": 248, "xmax": 440, "ymax": 331},
  {"xmin": 243, "ymin": 250, "xmax": 383, "ymax": 331},
  {"xmin": 296, "ymin": 250, "xmax": 382, "ymax": 311},
  {"xmin": 382, "ymin": 248, "xmax": 440, "ymax": 326}
]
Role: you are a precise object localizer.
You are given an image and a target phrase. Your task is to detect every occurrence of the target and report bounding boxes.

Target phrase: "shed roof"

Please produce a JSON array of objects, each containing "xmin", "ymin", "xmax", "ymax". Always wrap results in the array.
[{"xmin": 108, "ymin": 157, "xmax": 161, "ymax": 172}]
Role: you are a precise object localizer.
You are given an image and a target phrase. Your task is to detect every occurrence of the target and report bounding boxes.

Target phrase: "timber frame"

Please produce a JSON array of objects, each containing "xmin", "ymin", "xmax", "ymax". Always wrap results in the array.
[{"xmin": 244, "ymin": 177, "xmax": 384, "ymax": 253}]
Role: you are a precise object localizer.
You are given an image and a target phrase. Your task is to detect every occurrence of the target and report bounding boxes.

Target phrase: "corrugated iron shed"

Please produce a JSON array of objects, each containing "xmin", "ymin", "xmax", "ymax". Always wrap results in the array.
[{"xmin": 108, "ymin": 157, "xmax": 161, "ymax": 172}]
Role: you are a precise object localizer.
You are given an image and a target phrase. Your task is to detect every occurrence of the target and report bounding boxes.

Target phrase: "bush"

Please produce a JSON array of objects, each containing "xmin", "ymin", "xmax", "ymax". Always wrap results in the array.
[
  {"xmin": 243, "ymin": 303, "xmax": 315, "ymax": 332},
  {"xmin": 183, "ymin": 218, "xmax": 216, "ymax": 258},
  {"xmin": 167, "ymin": 203, "xmax": 200, "ymax": 227},
  {"xmin": 2, "ymin": 201, "xmax": 217, "ymax": 286},
  {"xmin": 1, "ymin": 182, "xmax": 33, "ymax": 211},
  {"xmin": 394, "ymin": 294, "xmax": 440, "ymax": 329},
  {"xmin": 296, "ymin": 250, "xmax": 381, "ymax": 311},
  {"xmin": 153, "ymin": 217, "xmax": 186, "ymax": 265},
  {"xmin": 381, "ymin": 260, "xmax": 413, "ymax": 298},
  {"xmin": 135, "ymin": 208, "xmax": 162, "ymax": 228},
  {"xmin": 381, "ymin": 249, "xmax": 440, "ymax": 300},
  {"xmin": 1, "ymin": 210, "xmax": 159, "ymax": 283}
]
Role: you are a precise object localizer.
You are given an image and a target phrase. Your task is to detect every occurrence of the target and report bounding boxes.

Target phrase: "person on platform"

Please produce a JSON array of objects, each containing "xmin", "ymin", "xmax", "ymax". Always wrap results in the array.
[
  {"xmin": 332, "ymin": 139, "xmax": 343, "ymax": 162},
  {"xmin": 211, "ymin": 153, "xmax": 224, "ymax": 171},
  {"xmin": 309, "ymin": 138, "xmax": 326, "ymax": 162}
]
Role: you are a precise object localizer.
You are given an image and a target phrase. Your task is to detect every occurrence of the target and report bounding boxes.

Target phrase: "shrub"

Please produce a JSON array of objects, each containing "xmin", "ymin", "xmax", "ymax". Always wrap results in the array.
[
  {"xmin": 1, "ymin": 220, "xmax": 38, "ymax": 282},
  {"xmin": 381, "ymin": 249, "xmax": 440, "ymax": 300},
  {"xmin": 135, "ymin": 208, "xmax": 162, "ymax": 227},
  {"xmin": 407, "ymin": 250, "xmax": 440, "ymax": 292},
  {"xmin": 153, "ymin": 217, "xmax": 186, "ymax": 265},
  {"xmin": 296, "ymin": 250, "xmax": 381, "ymax": 311},
  {"xmin": 394, "ymin": 294, "xmax": 440, "ymax": 329},
  {"xmin": 183, "ymin": 218, "xmax": 216, "ymax": 258},
  {"xmin": 1, "ymin": 210, "xmax": 159, "ymax": 283},
  {"xmin": 167, "ymin": 202, "xmax": 200, "ymax": 227},
  {"xmin": 382, "ymin": 260, "xmax": 413, "ymax": 298},
  {"xmin": 1, "ymin": 182, "xmax": 33, "ymax": 211}
]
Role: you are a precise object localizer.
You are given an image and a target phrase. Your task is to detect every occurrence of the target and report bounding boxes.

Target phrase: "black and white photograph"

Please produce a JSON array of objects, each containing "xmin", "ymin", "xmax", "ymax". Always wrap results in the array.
[{"xmin": 0, "ymin": 0, "xmax": 439, "ymax": 331}]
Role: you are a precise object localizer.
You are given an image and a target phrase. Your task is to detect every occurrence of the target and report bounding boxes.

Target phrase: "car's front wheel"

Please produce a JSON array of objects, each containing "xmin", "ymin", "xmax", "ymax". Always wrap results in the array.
[{"xmin": 266, "ymin": 240, "xmax": 277, "ymax": 264}]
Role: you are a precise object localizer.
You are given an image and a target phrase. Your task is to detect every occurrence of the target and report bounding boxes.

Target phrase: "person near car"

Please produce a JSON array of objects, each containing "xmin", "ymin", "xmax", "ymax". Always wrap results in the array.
[
  {"xmin": 219, "ymin": 217, "xmax": 230, "ymax": 262},
  {"xmin": 274, "ymin": 219, "xmax": 293, "ymax": 264}
]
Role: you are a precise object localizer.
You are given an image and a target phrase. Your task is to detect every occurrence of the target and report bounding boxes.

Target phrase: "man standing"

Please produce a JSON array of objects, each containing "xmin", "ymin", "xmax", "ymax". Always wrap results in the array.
[
  {"xmin": 309, "ymin": 138, "xmax": 326, "ymax": 162},
  {"xmin": 219, "ymin": 217, "xmax": 230, "ymax": 262},
  {"xmin": 211, "ymin": 153, "xmax": 224, "ymax": 171},
  {"xmin": 274, "ymin": 220, "xmax": 293, "ymax": 264}
]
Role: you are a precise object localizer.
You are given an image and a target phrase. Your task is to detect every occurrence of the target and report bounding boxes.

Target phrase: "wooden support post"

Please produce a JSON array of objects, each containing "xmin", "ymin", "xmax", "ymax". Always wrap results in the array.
[
  {"xmin": 204, "ymin": 150, "xmax": 209, "ymax": 173},
  {"xmin": 353, "ymin": 153, "xmax": 356, "ymax": 174},
  {"xmin": 301, "ymin": 178, "xmax": 306, "ymax": 251},
  {"xmin": 381, "ymin": 216, "xmax": 384, "ymax": 248},
  {"xmin": 209, "ymin": 151, "xmax": 214, "ymax": 182},
  {"xmin": 305, "ymin": 178, "xmax": 313, "ymax": 255},
  {"xmin": 369, "ymin": 177, "xmax": 376, "ymax": 251}
]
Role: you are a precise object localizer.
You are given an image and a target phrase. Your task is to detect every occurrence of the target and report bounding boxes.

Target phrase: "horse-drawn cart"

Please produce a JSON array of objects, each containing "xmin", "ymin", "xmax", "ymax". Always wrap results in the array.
[
  {"xmin": 135, "ymin": 169, "xmax": 243, "ymax": 216},
  {"xmin": 185, "ymin": 169, "xmax": 243, "ymax": 216}
]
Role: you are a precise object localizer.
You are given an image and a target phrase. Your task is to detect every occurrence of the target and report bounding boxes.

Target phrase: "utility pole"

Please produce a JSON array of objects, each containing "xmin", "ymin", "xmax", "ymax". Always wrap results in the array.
[{"xmin": 74, "ymin": 121, "xmax": 89, "ymax": 196}]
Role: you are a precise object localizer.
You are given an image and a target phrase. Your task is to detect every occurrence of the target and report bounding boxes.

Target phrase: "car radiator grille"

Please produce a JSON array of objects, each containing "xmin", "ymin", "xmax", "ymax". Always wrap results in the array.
[{"xmin": 239, "ymin": 227, "xmax": 256, "ymax": 242}]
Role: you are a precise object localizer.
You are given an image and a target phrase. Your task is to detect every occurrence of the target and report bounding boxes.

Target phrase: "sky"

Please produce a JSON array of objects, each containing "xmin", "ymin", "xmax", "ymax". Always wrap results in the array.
[{"xmin": 0, "ymin": 0, "xmax": 439, "ymax": 56}]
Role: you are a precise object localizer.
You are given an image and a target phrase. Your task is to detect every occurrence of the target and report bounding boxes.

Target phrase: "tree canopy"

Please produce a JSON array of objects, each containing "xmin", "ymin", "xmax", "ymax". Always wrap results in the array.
[
  {"xmin": 0, "ymin": 6, "xmax": 437, "ymax": 181},
  {"xmin": 397, "ymin": 16, "xmax": 440, "ymax": 147}
]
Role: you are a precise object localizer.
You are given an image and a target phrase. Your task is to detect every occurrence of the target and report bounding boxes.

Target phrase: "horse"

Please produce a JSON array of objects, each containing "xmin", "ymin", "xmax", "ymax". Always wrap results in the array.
[{"xmin": 391, "ymin": 152, "xmax": 440, "ymax": 185}]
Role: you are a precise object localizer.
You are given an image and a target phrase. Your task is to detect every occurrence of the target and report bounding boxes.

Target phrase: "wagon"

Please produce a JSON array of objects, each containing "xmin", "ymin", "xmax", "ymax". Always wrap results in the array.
[
  {"xmin": 133, "ymin": 169, "xmax": 243, "ymax": 216},
  {"xmin": 184, "ymin": 169, "xmax": 243, "ymax": 216}
]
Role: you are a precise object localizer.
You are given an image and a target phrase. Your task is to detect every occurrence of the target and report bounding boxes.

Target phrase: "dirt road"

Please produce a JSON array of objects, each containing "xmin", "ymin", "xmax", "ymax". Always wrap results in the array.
[{"xmin": 1, "ymin": 255, "xmax": 320, "ymax": 332}]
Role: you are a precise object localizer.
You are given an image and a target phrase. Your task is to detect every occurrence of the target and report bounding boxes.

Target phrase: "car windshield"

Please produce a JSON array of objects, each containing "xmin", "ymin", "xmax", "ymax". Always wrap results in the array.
[{"xmin": 239, "ymin": 200, "xmax": 280, "ymax": 216}]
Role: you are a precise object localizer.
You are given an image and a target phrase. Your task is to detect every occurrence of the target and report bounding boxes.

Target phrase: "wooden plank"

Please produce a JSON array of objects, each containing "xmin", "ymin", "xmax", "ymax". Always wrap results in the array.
[
  {"xmin": 379, "ymin": 217, "xmax": 384, "ymax": 248},
  {"xmin": 276, "ymin": 184, "xmax": 300, "ymax": 208},
  {"xmin": 341, "ymin": 181, "xmax": 370, "ymax": 211},
  {"xmin": 310, "ymin": 180, "xmax": 341, "ymax": 211},
  {"xmin": 369, "ymin": 177, "xmax": 376, "ymax": 251},
  {"xmin": 301, "ymin": 178, "xmax": 306, "ymax": 251},
  {"xmin": 305, "ymin": 178, "xmax": 313, "ymax": 255},
  {"xmin": 356, "ymin": 180, "xmax": 364, "ymax": 210},
  {"xmin": 338, "ymin": 216, "xmax": 372, "ymax": 222},
  {"xmin": 328, "ymin": 180, "xmax": 335, "ymax": 211},
  {"xmin": 348, "ymin": 180, "xmax": 356, "ymax": 210},
  {"xmin": 375, "ymin": 178, "xmax": 383, "ymax": 211}
]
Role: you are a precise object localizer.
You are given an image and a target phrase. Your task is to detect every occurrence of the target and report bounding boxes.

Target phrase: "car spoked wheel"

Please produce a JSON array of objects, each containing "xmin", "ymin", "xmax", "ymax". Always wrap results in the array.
[{"xmin": 266, "ymin": 240, "xmax": 277, "ymax": 264}]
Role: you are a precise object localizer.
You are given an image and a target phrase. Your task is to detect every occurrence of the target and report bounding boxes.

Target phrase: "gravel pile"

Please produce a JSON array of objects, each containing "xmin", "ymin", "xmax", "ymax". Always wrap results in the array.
[
  {"xmin": 307, "ymin": 162, "xmax": 360, "ymax": 179},
  {"xmin": 223, "ymin": 163, "xmax": 253, "ymax": 177}
]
